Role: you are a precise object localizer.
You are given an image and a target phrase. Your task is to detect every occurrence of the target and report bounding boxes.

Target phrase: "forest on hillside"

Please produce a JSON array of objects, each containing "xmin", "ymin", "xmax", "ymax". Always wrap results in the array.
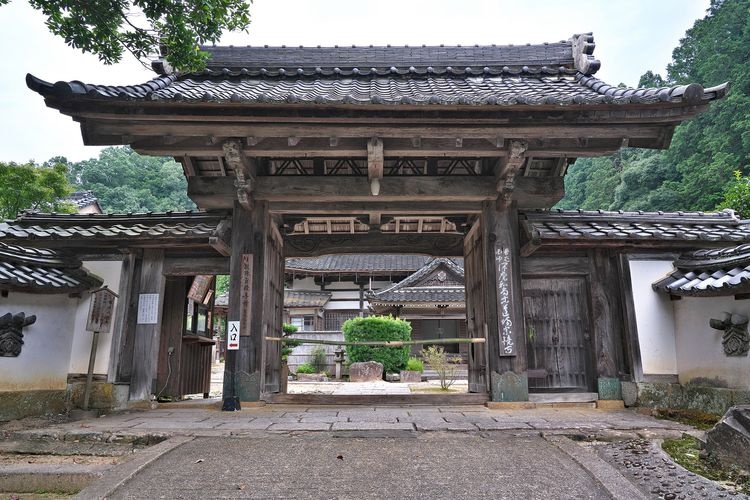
[{"xmin": 557, "ymin": 0, "xmax": 750, "ymax": 216}]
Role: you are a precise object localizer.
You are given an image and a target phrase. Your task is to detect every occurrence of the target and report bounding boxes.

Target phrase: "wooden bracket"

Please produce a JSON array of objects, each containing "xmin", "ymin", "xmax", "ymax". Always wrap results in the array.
[
  {"xmin": 495, "ymin": 139, "xmax": 528, "ymax": 208},
  {"xmin": 367, "ymin": 137, "xmax": 384, "ymax": 195},
  {"xmin": 222, "ymin": 138, "xmax": 257, "ymax": 211},
  {"xmin": 209, "ymin": 218, "xmax": 232, "ymax": 256}
]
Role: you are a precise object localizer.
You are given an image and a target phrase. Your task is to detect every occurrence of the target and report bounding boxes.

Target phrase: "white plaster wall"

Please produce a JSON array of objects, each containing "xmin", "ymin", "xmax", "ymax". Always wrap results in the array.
[
  {"xmin": 673, "ymin": 297, "xmax": 750, "ymax": 390},
  {"xmin": 68, "ymin": 261, "xmax": 123, "ymax": 375},
  {"xmin": 629, "ymin": 260, "xmax": 678, "ymax": 375},
  {"xmin": 0, "ymin": 293, "xmax": 78, "ymax": 391},
  {"xmin": 326, "ymin": 301, "xmax": 362, "ymax": 310},
  {"xmin": 289, "ymin": 277, "xmax": 316, "ymax": 289}
]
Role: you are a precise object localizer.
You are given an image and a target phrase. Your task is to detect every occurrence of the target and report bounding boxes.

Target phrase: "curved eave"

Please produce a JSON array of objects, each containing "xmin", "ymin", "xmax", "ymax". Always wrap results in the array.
[
  {"xmin": 26, "ymin": 72, "xmax": 730, "ymax": 110},
  {"xmin": 653, "ymin": 282, "xmax": 750, "ymax": 298}
]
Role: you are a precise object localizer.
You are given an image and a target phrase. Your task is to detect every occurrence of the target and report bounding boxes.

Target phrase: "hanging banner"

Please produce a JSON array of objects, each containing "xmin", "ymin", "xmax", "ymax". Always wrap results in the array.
[{"xmin": 227, "ymin": 321, "xmax": 240, "ymax": 350}]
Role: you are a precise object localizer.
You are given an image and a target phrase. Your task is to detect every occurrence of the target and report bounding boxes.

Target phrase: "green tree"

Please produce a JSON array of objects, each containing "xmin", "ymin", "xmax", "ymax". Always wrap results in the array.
[
  {"xmin": 1, "ymin": 0, "xmax": 251, "ymax": 71},
  {"xmin": 68, "ymin": 147, "xmax": 196, "ymax": 213},
  {"xmin": 0, "ymin": 160, "xmax": 77, "ymax": 219},
  {"xmin": 557, "ymin": 0, "xmax": 750, "ymax": 213},
  {"xmin": 716, "ymin": 170, "xmax": 750, "ymax": 218}
]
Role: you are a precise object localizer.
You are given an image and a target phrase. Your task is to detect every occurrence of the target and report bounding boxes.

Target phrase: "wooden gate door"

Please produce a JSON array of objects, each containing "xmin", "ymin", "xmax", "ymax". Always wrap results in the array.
[
  {"xmin": 463, "ymin": 220, "xmax": 487, "ymax": 393},
  {"xmin": 522, "ymin": 278, "xmax": 593, "ymax": 392}
]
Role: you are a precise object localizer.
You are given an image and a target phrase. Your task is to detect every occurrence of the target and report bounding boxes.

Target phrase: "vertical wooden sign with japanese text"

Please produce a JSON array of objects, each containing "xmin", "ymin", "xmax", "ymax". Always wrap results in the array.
[
  {"xmin": 495, "ymin": 245, "xmax": 516, "ymax": 356},
  {"xmin": 240, "ymin": 254, "xmax": 253, "ymax": 337}
]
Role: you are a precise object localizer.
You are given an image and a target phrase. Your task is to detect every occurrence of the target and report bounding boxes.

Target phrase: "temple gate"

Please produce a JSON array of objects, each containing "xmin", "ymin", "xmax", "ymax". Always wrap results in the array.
[{"xmin": 26, "ymin": 34, "xmax": 726, "ymax": 405}]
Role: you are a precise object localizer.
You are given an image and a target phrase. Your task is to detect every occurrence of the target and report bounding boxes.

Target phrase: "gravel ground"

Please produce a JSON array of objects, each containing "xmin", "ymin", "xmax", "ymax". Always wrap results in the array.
[{"xmin": 592, "ymin": 438, "xmax": 750, "ymax": 499}]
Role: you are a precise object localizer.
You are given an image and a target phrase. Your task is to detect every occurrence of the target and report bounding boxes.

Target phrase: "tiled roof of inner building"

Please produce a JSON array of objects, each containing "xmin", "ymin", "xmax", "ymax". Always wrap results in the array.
[
  {"xmin": 285, "ymin": 255, "xmax": 433, "ymax": 274},
  {"xmin": 67, "ymin": 191, "xmax": 99, "ymax": 209},
  {"xmin": 26, "ymin": 35, "xmax": 728, "ymax": 107},
  {"xmin": 523, "ymin": 209, "xmax": 750, "ymax": 243},
  {"xmin": 0, "ymin": 211, "xmax": 227, "ymax": 242},
  {"xmin": 0, "ymin": 242, "xmax": 103, "ymax": 293},
  {"xmin": 369, "ymin": 258, "xmax": 465, "ymax": 304},
  {"xmin": 285, "ymin": 290, "xmax": 332, "ymax": 308},
  {"xmin": 653, "ymin": 244, "xmax": 750, "ymax": 297}
]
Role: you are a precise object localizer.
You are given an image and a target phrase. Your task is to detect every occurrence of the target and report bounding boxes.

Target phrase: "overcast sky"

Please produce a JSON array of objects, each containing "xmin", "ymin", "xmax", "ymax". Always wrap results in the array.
[{"xmin": 0, "ymin": 0, "xmax": 711, "ymax": 164}]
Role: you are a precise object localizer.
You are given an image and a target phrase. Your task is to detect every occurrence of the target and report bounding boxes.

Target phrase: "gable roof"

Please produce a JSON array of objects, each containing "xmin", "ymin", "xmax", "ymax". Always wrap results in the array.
[
  {"xmin": 653, "ymin": 244, "xmax": 750, "ymax": 297},
  {"xmin": 368, "ymin": 257, "xmax": 465, "ymax": 304},
  {"xmin": 0, "ymin": 243, "xmax": 103, "ymax": 294},
  {"xmin": 27, "ymin": 34, "xmax": 727, "ymax": 109},
  {"xmin": 285, "ymin": 290, "xmax": 332, "ymax": 308}
]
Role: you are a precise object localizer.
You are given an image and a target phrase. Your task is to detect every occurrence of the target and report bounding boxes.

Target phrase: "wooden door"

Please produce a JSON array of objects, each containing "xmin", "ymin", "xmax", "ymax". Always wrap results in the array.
[
  {"xmin": 522, "ymin": 278, "xmax": 593, "ymax": 392},
  {"xmin": 463, "ymin": 220, "xmax": 487, "ymax": 393}
]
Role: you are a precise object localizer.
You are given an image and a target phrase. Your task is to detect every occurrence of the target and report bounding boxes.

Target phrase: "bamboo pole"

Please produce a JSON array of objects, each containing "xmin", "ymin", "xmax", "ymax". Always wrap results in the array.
[{"xmin": 266, "ymin": 337, "xmax": 485, "ymax": 347}]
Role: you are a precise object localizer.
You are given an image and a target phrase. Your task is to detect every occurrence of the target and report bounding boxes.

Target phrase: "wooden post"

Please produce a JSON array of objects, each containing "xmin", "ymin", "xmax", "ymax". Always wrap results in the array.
[
  {"xmin": 482, "ymin": 201, "xmax": 528, "ymax": 401},
  {"xmin": 223, "ymin": 201, "xmax": 274, "ymax": 407},
  {"xmin": 128, "ymin": 249, "xmax": 166, "ymax": 402}
]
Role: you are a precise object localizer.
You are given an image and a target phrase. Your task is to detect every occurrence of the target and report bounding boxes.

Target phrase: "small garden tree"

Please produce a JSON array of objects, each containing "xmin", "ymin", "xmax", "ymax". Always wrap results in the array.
[{"xmin": 342, "ymin": 316, "xmax": 411, "ymax": 374}]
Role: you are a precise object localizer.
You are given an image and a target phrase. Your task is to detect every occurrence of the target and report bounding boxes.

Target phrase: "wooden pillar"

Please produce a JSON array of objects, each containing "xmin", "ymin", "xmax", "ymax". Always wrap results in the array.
[
  {"xmin": 482, "ymin": 201, "xmax": 528, "ymax": 401},
  {"xmin": 589, "ymin": 249, "xmax": 625, "ymax": 400},
  {"xmin": 128, "ymin": 249, "xmax": 166, "ymax": 401},
  {"xmin": 223, "ymin": 201, "xmax": 274, "ymax": 406}
]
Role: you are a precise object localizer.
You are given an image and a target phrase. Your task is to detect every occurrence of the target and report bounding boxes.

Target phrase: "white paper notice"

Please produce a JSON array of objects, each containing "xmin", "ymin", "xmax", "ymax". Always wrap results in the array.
[
  {"xmin": 137, "ymin": 293, "xmax": 160, "ymax": 325},
  {"xmin": 227, "ymin": 321, "xmax": 240, "ymax": 350}
]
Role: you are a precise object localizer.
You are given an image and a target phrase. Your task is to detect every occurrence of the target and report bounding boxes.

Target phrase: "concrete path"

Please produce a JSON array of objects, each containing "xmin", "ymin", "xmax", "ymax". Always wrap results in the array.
[
  {"xmin": 104, "ymin": 434, "xmax": 632, "ymax": 499},
  {"xmin": 7, "ymin": 406, "xmax": 699, "ymax": 499}
]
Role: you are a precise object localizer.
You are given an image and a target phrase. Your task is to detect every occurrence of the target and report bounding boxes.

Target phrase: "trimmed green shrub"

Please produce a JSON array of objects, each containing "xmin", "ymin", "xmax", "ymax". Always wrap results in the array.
[
  {"xmin": 295, "ymin": 363, "xmax": 316, "ymax": 374},
  {"xmin": 311, "ymin": 347, "xmax": 327, "ymax": 373},
  {"xmin": 405, "ymin": 357, "xmax": 424, "ymax": 373},
  {"xmin": 281, "ymin": 323, "xmax": 300, "ymax": 362},
  {"xmin": 342, "ymin": 316, "xmax": 412, "ymax": 374}
]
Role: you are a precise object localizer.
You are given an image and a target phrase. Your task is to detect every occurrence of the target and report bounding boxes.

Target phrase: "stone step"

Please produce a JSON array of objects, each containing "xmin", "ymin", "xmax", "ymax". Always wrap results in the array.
[
  {"xmin": 0, "ymin": 463, "xmax": 110, "ymax": 494},
  {"xmin": 529, "ymin": 392, "xmax": 599, "ymax": 403},
  {"xmin": 0, "ymin": 439, "xmax": 136, "ymax": 457}
]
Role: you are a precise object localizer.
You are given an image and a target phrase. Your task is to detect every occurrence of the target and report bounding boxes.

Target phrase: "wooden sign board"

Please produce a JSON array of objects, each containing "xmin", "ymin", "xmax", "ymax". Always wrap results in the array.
[
  {"xmin": 188, "ymin": 275, "xmax": 213, "ymax": 303},
  {"xmin": 86, "ymin": 287, "xmax": 118, "ymax": 333}
]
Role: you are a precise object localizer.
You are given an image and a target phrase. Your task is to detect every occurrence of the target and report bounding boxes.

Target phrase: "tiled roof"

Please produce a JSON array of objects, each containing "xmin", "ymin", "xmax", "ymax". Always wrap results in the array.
[
  {"xmin": 369, "ymin": 258, "xmax": 465, "ymax": 304},
  {"xmin": 0, "ymin": 211, "xmax": 227, "ymax": 245},
  {"xmin": 285, "ymin": 255, "xmax": 433, "ymax": 274},
  {"xmin": 26, "ymin": 35, "xmax": 728, "ymax": 108},
  {"xmin": 653, "ymin": 244, "xmax": 750, "ymax": 297},
  {"xmin": 523, "ymin": 209, "xmax": 750, "ymax": 245},
  {"xmin": 285, "ymin": 290, "xmax": 331, "ymax": 308},
  {"xmin": 67, "ymin": 191, "xmax": 100, "ymax": 209},
  {"xmin": 0, "ymin": 242, "xmax": 103, "ymax": 294}
]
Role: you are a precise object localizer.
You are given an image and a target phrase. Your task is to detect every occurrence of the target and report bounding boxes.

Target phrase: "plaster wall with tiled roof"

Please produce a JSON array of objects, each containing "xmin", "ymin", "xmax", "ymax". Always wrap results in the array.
[
  {"xmin": 653, "ymin": 244, "xmax": 750, "ymax": 297},
  {"xmin": 522, "ymin": 209, "xmax": 750, "ymax": 246},
  {"xmin": 0, "ymin": 211, "xmax": 229, "ymax": 249},
  {"xmin": 0, "ymin": 242, "xmax": 102, "ymax": 294}
]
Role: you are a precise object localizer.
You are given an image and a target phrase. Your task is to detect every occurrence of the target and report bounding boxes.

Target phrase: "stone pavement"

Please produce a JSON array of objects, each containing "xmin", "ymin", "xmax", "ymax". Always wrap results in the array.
[{"xmin": 19, "ymin": 404, "xmax": 690, "ymax": 437}]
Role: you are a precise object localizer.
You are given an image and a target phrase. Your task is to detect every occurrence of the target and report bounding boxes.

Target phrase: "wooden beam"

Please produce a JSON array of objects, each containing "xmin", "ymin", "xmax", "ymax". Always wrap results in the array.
[
  {"xmin": 163, "ymin": 257, "xmax": 230, "ymax": 275},
  {"xmin": 285, "ymin": 232, "xmax": 464, "ymax": 257},
  {"xmin": 187, "ymin": 176, "xmax": 564, "ymax": 210},
  {"xmin": 271, "ymin": 201, "xmax": 482, "ymax": 215}
]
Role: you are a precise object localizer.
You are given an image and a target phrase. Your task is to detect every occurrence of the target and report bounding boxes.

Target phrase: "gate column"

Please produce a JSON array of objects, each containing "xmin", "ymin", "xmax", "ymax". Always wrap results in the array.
[
  {"xmin": 223, "ymin": 201, "xmax": 271, "ymax": 407},
  {"xmin": 482, "ymin": 201, "xmax": 529, "ymax": 402}
]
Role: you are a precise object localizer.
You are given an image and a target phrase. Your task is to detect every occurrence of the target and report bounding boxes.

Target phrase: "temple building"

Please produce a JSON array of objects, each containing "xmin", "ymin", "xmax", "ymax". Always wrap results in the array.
[{"xmin": 2, "ymin": 33, "xmax": 743, "ymax": 415}]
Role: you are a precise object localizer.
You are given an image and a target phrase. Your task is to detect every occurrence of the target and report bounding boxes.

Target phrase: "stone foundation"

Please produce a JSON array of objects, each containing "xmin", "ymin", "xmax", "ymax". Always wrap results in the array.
[
  {"xmin": 636, "ymin": 382, "xmax": 750, "ymax": 415},
  {"xmin": 0, "ymin": 390, "xmax": 69, "ymax": 421}
]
